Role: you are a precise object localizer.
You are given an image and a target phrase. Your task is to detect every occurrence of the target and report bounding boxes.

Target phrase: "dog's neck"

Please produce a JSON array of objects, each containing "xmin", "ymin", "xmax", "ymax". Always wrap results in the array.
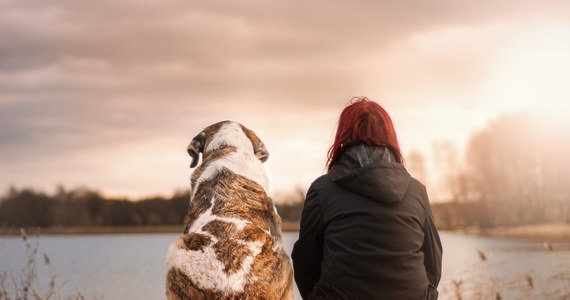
[
  {"xmin": 191, "ymin": 128, "xmax": 269, "ymax": 198},
  {"xmin": 191, "ymin": 149, "xmax": 269, "ymax": 197}
]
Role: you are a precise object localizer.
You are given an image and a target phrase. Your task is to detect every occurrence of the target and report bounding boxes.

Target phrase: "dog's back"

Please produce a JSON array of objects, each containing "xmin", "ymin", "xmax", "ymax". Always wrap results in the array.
[{"xmin": 166, "ymin": 121, "xmax": 293, "ymax": 300}]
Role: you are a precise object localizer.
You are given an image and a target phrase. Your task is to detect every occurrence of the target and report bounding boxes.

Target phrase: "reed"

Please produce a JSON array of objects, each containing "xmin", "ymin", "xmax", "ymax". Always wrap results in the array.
[
  {"xmin": 0, "ymin": 229, "xmax": 85, "ymax": 300},
  {"xmin": 442, "ymin": 247, "xmax": 570, "ymax": 300}
]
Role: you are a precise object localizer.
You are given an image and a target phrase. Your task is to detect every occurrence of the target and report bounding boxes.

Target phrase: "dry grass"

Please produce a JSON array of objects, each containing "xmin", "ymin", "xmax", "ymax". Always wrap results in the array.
[
  {"xmin": 441, "ymin": 247, "xmax": 570, "ymax": 300},
  {"xmin": 0, "ymin": 229, "xmax": 85, "ymax": 300}
]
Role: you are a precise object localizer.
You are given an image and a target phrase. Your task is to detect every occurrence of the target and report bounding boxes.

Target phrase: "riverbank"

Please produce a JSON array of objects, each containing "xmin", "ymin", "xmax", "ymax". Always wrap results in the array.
[
  {"xmin": 0, "ymin": 222, "xmax": 301, "ymax": 236},
  {"xmin": 454, "ymin": 223, "xmax": 570, "ymax": 242},
  {"xmin": 3, "ymin": 223, "xmax": 567, "ymax": 240},
  {"xmin": 0, "ymin": 225, "xmax": 184, "ymax": 236}
]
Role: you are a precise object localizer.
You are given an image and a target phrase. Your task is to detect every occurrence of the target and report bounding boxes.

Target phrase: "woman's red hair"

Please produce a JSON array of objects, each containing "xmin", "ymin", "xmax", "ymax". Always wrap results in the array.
[{"xmin": 327, "ymin": 97, "xmax": 403, "ymax": 170}]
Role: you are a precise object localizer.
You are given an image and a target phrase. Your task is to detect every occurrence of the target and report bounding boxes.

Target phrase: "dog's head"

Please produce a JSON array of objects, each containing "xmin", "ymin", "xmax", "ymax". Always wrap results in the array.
[{"xmin": 187, "ymin": 121, "xmax": 269, "ymax": 168}]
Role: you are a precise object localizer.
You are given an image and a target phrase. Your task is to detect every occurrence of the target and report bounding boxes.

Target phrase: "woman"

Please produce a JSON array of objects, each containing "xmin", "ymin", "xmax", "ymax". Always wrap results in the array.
[{"xmin": 292, "ymin": 97, "xmax": 442, "ymax": 300}]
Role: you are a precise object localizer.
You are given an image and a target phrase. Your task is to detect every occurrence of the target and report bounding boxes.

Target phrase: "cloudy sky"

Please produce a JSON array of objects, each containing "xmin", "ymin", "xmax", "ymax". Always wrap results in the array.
[{"xmin": 1, "ymin": 0, "xmax": 570, "ymax": 200}]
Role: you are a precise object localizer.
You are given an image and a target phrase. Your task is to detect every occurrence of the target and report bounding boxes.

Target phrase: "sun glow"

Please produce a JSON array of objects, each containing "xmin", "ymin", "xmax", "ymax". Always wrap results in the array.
[{"xmin": 484, "ymin": 22, "xmax": 570, "ymax": 116}]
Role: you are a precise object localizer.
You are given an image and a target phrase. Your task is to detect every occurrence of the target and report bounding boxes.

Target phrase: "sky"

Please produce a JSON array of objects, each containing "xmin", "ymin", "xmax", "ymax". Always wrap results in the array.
[{"xmin": 1, "ymin": 0, "xmax": 570, "ymax": 201}]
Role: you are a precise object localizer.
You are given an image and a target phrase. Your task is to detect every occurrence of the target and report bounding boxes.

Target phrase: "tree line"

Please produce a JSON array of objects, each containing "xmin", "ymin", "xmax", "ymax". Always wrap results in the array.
[
  {"xmin": 0, "ymin": 185, "xmax": 303, "ymax": 229},
  {"xmin": 0, "ymin": 186, "xmax": 186, "ymax": 228}
]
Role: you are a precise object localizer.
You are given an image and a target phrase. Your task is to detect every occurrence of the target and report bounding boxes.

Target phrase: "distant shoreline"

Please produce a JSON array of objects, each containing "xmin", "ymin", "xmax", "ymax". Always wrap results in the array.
[
  {"xmin": 0, "ymin": 222, "xmax": 301, "ymax": 236},
  {"xmin": 2, "ymin": 223, "xmax": 568, "ymax": 241},
  {"xmin": 450, "ymin": 223, "xmax": 570, "ymax": 242}
]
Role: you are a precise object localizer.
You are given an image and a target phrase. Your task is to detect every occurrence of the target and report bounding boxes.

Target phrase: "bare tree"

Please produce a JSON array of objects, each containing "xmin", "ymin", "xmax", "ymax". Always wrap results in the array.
[
  {"xmin": 464, "ymin": 112, "xmax": 570, "ymax": 226},
  {"xmin": 406, "ymin": 149, "xmax": 428, "ymax": 185},
  {"xmin": 433, "ymin": 141, "xmax": 470, "ymax": 203}
]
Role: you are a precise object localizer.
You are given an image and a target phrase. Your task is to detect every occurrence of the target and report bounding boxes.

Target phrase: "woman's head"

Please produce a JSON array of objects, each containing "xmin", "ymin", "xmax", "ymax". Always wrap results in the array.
[{"xmin": 327, "ymin": 97, "xmax": 403, "ymax": 169}]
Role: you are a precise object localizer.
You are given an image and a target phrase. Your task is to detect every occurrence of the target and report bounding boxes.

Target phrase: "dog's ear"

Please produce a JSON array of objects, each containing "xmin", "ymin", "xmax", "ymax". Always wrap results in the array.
[
  {"xmin": 254, "ymin": 140, "xmax": 269, "ymax": 163},
  {"xmin": 241, "ymin": 125, "xmax": 269, "ymax": 163},
  {"xmin": 188, "ymin": 131, "xmax": 206, "ymax": 168}
]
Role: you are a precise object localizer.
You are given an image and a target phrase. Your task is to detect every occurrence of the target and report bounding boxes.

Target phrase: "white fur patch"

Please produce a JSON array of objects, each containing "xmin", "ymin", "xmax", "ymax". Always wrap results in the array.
[
  {"xmin": 187, "ymin": 198, "xmax": 250, "ymax": 233},
  {"xmin": 205, "ymin": 122, "xmax": 253, "ymax": 154},
  {"xmin": 166, "ymin": 198, "xmax": 263, "ymax": 293}
]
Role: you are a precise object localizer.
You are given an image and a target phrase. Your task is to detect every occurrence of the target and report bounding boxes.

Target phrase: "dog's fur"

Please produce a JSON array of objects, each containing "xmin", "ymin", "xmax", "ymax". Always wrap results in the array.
[{"xmin": 166, "ymin": 121, "xmax": 293, "ymax": 300}]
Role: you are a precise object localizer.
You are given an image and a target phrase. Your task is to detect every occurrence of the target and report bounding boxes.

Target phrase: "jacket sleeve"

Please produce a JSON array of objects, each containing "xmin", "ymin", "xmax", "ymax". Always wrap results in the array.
[
  {"xmin": 421, "ymin": 192, "xmax": 443, "ymax": 289},
  {"xmin": 291, "ymin": 185, "xmax": 324, "ymax": 299}
]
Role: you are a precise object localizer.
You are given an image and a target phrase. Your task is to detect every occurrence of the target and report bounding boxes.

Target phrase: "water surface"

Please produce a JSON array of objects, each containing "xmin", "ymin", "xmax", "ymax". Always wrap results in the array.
[{"xmin": 1, "ymin": 232, "xmax": 568, "ymax": 299}]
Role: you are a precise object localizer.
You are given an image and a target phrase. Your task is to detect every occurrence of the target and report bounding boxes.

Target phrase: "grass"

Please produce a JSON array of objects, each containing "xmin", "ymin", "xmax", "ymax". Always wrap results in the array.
[
  {"xmin": 440, "ymin": 247, "xmax": 570, "ymax": 300},
  {"xmin": 0, "ymin": 229, "xmax": 85, "ymax": 300}
]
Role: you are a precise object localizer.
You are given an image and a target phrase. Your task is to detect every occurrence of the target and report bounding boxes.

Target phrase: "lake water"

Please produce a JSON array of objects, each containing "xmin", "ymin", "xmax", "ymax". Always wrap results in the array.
[{"xmin": 1, "ymin": 232, "xmax": 569, "ymax": 300}]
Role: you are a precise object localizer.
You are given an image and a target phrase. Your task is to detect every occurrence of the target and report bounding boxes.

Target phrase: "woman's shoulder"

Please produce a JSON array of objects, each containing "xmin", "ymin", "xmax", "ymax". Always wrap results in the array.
[
  {"xmin": 309, "ymin": 174, "xmax": 333, "ymax": 190},
  {"xmin": 406, "ymin": 177, "xmax": 433, "ymax": 213},
  {"xmin": 408, "ymin": 177, "xmax": 427, "ymax": 194},
  {"xmin": 302, "ymin": 174, "xmax": 335, "ymax": 202}
]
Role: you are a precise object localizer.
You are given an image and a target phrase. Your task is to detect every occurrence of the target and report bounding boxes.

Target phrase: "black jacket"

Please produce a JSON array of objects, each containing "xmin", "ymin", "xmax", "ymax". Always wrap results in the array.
[{"xmin": 292, "ymin": 144, "xmax": 442, "ymax": 300}]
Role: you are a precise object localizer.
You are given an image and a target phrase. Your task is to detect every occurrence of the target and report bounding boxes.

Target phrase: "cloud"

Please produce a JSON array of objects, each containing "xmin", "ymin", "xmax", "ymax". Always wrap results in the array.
[
  {"xmin": 4, "ymin": 0, "xmax": 569, "ymax": 103},
  {"xmin": 2, "ymin": 0, "xmax": 570, "ymax": 196}
]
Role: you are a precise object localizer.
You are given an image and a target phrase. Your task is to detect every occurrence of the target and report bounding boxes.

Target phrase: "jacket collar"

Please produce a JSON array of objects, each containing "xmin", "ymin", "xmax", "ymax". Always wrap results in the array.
[
  {"xmin": 328, "ymin": 144, "xmax": 411, "ymax": 204},
  {"xmin": 329, "ymin": 144, "xmax": 396, "ymax": 181}
]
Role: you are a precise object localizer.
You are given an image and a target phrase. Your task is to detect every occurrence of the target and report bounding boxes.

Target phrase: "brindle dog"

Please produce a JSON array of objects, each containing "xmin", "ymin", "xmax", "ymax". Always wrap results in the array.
[{"xmin": 166, "ymin": 121, "xmax": 293, "ymax": 300}]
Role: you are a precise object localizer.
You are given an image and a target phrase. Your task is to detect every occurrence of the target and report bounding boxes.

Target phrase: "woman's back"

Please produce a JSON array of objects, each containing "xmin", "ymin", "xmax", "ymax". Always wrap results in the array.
[
  {"xmin": 293, "ymin": 145, "xmax": 440, "ymax": 299},
  {"xmin": 292, "ymin": 97, "xmax": 441, "ymax": 300}
]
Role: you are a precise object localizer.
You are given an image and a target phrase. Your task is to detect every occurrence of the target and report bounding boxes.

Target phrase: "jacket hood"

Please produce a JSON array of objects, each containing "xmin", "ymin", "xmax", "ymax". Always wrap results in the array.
[{"xmin": 328, "ymin": 144, "xmax": 411, "ymax": 204}]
